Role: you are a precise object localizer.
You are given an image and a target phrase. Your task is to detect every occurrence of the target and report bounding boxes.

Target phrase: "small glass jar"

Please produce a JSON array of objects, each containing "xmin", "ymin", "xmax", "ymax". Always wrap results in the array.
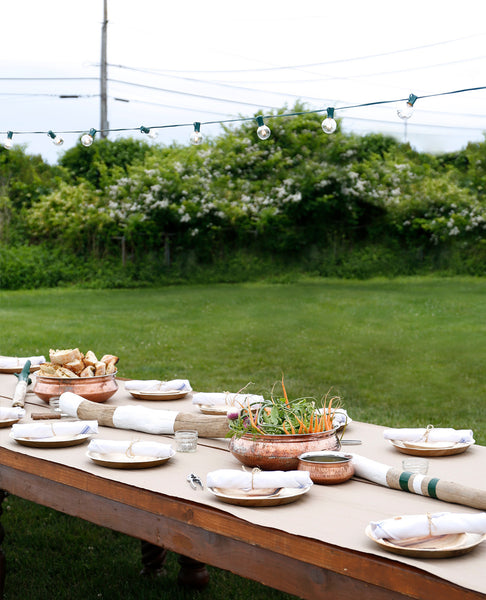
[
  {"xmin": 175, "ymin": 430, "xmax": 198, "ymax": 452},
  {"xmin": 402, "ymin": 457, "xmax": 429, "ymax": 474}
]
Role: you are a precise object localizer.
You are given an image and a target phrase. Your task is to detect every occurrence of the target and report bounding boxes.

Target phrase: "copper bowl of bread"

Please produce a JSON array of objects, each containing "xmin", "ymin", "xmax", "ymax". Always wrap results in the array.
[{"xmin": 33, "ymin": 348, "xmax": 119, "ymax": 404}]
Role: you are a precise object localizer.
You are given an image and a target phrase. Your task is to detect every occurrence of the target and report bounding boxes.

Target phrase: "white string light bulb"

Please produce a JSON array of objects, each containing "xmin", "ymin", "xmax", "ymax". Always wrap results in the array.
[
  {"xmin": 140, "ymin": 126, "xmax": 158, "ymax": 139},
  {"xmin": 190, "ymin": 122, "xmax": 203, "ymax": 145},
  {"xmin": 397, "ymin": 93, "xmax": 418, "ymax": 120},
  {"xmin": 256, "ymin": 116, "xmax": 271, "ymax": 140},
  {"xmin": 47, "ymin": 130, "xmax": 64, "ymax": 146},
  {"xmin": 3, "ymin": 131, "xmax": 13, "ymax": 150},
  {"xmin": 321, "ymin": 107, "xmax": 337, "ymax": 134},
  {"xmin": 81, "ymin": 128, "xmax": 97, "ymax": 147}
]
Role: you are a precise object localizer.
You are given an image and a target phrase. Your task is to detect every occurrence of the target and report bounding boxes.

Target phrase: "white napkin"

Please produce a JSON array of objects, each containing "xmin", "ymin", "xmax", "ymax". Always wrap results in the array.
[
  {"xmin": 383, "ymin": 427, "xmax": 474, "ymax": 444},
  {"xmin": 315, "ymin": 407, "xmax": 351, "ymax": 428},
  {"xmin": 192, "ymin": 392, "xmax": 264, "ymax": 407},
  {"xmin": 113, "ymin": 405, "xmax": 178, "ymax": 434},
  {"xmin": 124, "ymin": 379, "xmax": 192, "ymax": 392},
  {"xmin": 0, "ymin": 407, "xmax": 25, "ymax": 420},
  {"xmin": 370, "ymin": 511, "xmax": 486, "ymax": 540},
  {"xmin": 206, "ymin": 469, "xmax": 313, "ymax": 490},
  {"xmin": 87, "ymin": 439, "xmax": 174, "ymax": 458},
  {"xmin": 59, "ymin": 392, "xmax": 179, "ymax": 435},
  {"xmin": 0, "ymin": 355, "xmax": 46, "ymax": 368},
  {"xmin": 11, "ymin": 420, "xmax": 98, "ymax": 440}
]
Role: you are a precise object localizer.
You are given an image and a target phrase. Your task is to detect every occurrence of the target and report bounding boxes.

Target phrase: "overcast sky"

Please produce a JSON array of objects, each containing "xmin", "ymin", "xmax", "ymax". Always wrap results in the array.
[{"xmin": 1, "ymin": 0, "xmax": 486, "ymax": 163}]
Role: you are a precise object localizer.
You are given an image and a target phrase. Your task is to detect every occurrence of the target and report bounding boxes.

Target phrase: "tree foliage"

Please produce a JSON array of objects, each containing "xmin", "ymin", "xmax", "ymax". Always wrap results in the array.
[{"xmin": 3, "ymin": 106, "xmax": 486, "ymax": 277}]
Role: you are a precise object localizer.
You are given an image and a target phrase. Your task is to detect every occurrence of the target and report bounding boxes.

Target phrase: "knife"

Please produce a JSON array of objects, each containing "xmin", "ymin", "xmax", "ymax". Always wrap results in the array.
[{"xmin": 12, "ymin": 360, "xmax": 32, "ymax": 408}]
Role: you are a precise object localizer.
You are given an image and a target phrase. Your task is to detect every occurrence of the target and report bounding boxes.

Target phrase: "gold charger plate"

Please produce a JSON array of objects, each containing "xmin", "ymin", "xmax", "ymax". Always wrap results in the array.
[
  {"xmin": 207, "ymin": 485, "xmax": 311, "ymax": 507},
  {"xmin": 0, "ymin": 418, "xmax": 21, "ymax": 428},
  {"xmin": 0, "ymin": 365, "xmax": 40, "ymax": 374},
  {"xmin": 86, "ymin": 449, "xmax": 175, "ymax": 469},
  {"xmin": 9, "ymin": 432, "xmax": 92, "ymax": 448},
  {"xmin": 128, "ymin": 390, "xmax": 188, "ymax": 401},
  {"xmin": 365, "ymin": 525, "xmax": 485, "ymax": 558},
  {"xmin": 198, "ymin": 404, "xmax": 230, "ymax": 415},
  {"xmin": 389, "ymin": 439, "xmax": 472, "ymax": 457}
]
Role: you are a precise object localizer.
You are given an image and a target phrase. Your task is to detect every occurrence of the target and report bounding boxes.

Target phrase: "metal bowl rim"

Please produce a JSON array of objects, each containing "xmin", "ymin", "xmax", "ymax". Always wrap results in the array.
[
  {"xmin": 298, "ymin": 451, "xmax": 352, "ymax": 463},
  {"xmin": 34, "ymin": 370, "xmax": 117, "ymax": 381}
]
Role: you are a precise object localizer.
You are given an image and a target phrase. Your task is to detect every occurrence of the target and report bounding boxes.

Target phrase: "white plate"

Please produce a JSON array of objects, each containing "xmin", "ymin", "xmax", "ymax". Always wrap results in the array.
[
  {"xmin": 198, "ymin": 404, "xmax": 230, "ymax": 415},
  {"xmin": 389, "ymin": 439, "xmax": 472, "ymax": 457},
  {"xmin": 365, "ymin": 524, "xmax": 485, "ymax": 558},
  {"xmin": 86, "ymin": 449, "xmax": 175, "ymax": 469},
  {"xmin": 332, "ymin": 408, "xmax": 353, "ymax": 431},
  {"xmin": 0, "ymin": 418, "xmax": 21, "ymax": 428},
  {"xmin": 128, "ymin": 390, "xmax": 188, "ymax": 400},
  {"xmin": 10, "ymin": 432, "xmax": 92, "ymax": 448},
  {"xmin": 0, "ymin": 365, "xmax": 40, "ymax": 374},
  {"xmin": 207, "ymin": 485, "xmax": 311, "ymax": 507}
]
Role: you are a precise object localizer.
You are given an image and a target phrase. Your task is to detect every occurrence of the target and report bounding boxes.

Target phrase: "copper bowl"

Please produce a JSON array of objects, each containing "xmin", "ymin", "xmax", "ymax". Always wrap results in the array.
[
  {"xmin": 229, "ymin": 429, "xmax": 341, "ymax": 471},
  {"xmin": 297, "ymin": 451, "xmax": 354, "ymax": 484},
  {"xmin": 33, "ymin": 372, "xmax": 118, "ymax": 404}
]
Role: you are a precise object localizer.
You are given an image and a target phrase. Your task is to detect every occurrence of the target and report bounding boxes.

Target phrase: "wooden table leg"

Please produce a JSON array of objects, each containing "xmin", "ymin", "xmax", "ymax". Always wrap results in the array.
[
  {"xmin": 177, "ymin": 554, "xmax": 210, "ymax": 590},
  {"xmin": 140, "ymin": 540, "xmax": 168, "ymax": 577},
  {"xmin": 140, "ymin": 542, "xmax": 209, "ymax": 590},
  {"xmin": 0, "ymin": 490, "xmax": 7, "ymax": 598}
]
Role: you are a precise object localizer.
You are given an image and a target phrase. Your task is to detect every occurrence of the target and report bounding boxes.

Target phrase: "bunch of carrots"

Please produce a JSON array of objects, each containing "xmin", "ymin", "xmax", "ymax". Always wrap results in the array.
[{"xmin": 229, "ymin": 375, "xmax": 341, "ymax": 436}]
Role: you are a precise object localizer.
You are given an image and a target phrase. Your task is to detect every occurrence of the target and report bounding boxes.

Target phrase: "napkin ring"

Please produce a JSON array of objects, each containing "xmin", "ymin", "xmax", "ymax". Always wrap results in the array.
[
  {"xmin": 241, "ymin": 465, "xmax": 262, "ymax": 490},
  {"xmin": 251, "ymin": 467, "xmax": 262, "ymax": 490},
  {"xmin": 126, "ymin": 439, "xmax": 140, "ymax": 458},
  {"xmin": 423, "ymin": 424, "xmax": 434, "ymax": 442}
]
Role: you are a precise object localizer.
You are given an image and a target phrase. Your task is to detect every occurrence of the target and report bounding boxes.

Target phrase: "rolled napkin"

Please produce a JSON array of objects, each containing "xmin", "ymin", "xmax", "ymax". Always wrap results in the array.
[
  {"xmin": 11, "ymin": 420, "xmax": 98, "ymax": 440},
  {"xmin": 113, "ymin": 405, "xmax": 178, "ymax": 434},
  {"xmin": 206, "ymin": 468, "xmax": 313, "ymax": 490},
  {"xmin": 0, "ymin": 407, "xmax": 25, "ymax": 420},
  {"xmin": 316, "ymin": 407, "xmax": 351, "ymax": 429},
  {"xmin": 60, "ymin": 392, "xmax": 178, "ymax": 435},
  {"xmin": 370, "ymin": 511, "xmax": 486, "ymax": 540},
  {"xmin": 192, "ymin": 392, "xmax": 264, "ymax": 407},
  {"xmin": 87, "ymin": 438, "xmax": 174, "ymax": 459},
  {"xmin": 59, "ymin": 392, "xmax": 230, "ymax": 438},
  {"xmin": 383, "ymin": 426, "xmax": 474, "ymax": 444},
  {"xmin": 124, "ymin": 379, "xmax": 192, "ymax": 392},
  {"xmin": 0, "ymin": 355, "xmax": 46, "ymax": 369}
]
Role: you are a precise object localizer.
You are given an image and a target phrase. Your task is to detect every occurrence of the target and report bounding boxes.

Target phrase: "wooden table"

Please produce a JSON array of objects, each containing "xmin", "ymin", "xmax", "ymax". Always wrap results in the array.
[{"xmin": 0, "ymin": 375, "xmax": 485, "ymax": 600}]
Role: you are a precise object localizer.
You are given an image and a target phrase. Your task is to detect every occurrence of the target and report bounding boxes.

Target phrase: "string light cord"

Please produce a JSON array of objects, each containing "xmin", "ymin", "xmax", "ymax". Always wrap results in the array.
[{"xmin": 2, "ymin": 84, "xmax": 486, "ymax": 142}]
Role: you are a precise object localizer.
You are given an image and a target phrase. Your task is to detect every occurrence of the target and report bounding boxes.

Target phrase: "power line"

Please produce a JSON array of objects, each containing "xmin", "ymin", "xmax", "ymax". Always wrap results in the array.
[
  {"xmin": 0, "ymin": 76, "xmax": 285, "ymax": 111},
  {"xmin": 130, "ymin": 32, "xmax": 486, "ymax": 74}
]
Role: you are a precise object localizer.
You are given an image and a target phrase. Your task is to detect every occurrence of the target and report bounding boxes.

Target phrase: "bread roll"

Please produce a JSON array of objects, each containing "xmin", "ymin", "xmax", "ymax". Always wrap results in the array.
[
  {"xmin": 65, "ymin": 359, "xmax": 84, "ymax": 374},
  {"xmin": 100, "ymin": 354, "xmax": 119, "ymax": 366},
  {"xmin": 80, "ymin": 365, "xmax": 95, "ymax": 377},
  {"xmin": 94, "ymin": 361, "xmax": 106, "ymax": 376},
  {"xmin": 84, "ymin": 350, "xmax": 98, "ymax": 367},
  {"xmin": 38, "ymin": 363, "xmax": 57, "ymax": 375},
  {"xmin": 56, "ymin": 366, "xmax": 79, "ymax": 378},
  {"xmin": 49, "ymin": 348, "xmax": 82, "ymax": 365}
]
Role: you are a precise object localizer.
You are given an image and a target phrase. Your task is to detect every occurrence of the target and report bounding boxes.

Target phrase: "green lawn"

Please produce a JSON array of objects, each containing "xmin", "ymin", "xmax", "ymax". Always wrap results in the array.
[{"xmin": 0, "ymin": 277, "xmax": 485, "ymax": 599}]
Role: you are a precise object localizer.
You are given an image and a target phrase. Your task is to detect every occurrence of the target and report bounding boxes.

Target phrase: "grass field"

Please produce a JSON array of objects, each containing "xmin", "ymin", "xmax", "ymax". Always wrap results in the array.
[{"xmin": 0, "ymin": 277, "xmax": 485, "ymax": 599}]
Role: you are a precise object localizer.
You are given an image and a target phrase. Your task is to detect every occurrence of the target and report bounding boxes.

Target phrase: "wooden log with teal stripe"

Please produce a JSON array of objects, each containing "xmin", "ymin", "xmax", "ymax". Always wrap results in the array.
[{"xmin": 352, "ymin": 454, "xmax": 486, "ymax": 510}]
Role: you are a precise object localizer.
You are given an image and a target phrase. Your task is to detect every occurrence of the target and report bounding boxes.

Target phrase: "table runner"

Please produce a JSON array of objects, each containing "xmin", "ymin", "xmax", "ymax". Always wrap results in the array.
[{"xmin": 0, "ymin": 373, "xmax": 485, "ymax": 595}]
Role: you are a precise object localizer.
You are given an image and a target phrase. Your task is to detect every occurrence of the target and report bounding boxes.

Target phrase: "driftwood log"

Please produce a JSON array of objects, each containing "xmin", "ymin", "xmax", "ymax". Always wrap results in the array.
[
  {"xmin": 74, "ymin": 398, "xmax": 230, "ymax": 438},
  {"xmin": 352, "ymin": 454, "xmax": 486, "ymax": 510}
]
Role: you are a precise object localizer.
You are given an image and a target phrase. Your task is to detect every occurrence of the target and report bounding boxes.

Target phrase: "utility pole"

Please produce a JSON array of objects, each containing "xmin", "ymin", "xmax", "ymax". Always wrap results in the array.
[{"xmin": 100, "ymin": 0, "xmax": 109, "ymax": 138}]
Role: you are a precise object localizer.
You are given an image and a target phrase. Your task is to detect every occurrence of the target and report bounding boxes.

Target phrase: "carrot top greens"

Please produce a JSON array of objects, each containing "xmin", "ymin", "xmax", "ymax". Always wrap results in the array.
[{"xmin": 228, "ymin": 379, "xmax": 342, "ymax": 437}]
